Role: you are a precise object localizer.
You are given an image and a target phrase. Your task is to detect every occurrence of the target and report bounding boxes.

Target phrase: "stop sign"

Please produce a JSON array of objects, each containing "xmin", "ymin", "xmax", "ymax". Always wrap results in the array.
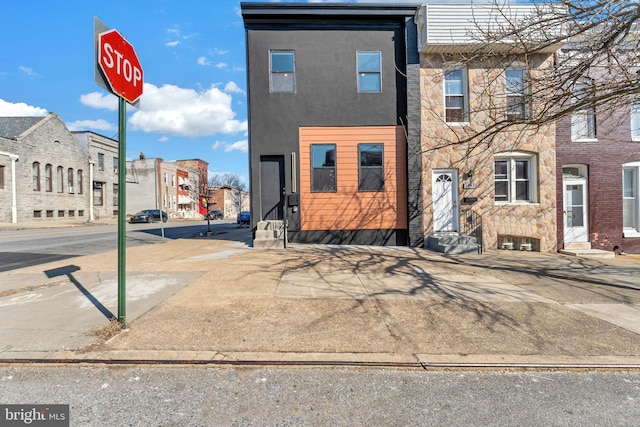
[{"xmin": 98, "ymin": 29, "xmax": 143, "ymax": 104}]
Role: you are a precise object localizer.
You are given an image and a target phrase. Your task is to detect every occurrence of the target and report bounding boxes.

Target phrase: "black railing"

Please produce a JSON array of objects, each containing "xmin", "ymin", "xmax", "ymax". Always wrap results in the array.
[{"xmin": 460, "ymin": 207, "xmax": 483, "ymax": 253}]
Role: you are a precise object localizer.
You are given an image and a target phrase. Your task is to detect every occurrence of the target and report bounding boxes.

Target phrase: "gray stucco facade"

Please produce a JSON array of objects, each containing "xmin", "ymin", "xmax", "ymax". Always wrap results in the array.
[{"xmin": 242, "ymin": 3, "xmax": 420, "ymax": 246}]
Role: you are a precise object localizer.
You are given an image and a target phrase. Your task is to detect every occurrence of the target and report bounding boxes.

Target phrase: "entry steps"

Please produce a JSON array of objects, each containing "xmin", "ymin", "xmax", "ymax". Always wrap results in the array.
[
  {"xmin": 560, "ymin": 242, "xmax": 615, "ymax": 259},
  {"xmin": 427, "ymin": 233, "xmax": 482, "ymax": 255},
  {"xmin": 253, "ymin": 220, "xmax": 285, "ymax": 249}
]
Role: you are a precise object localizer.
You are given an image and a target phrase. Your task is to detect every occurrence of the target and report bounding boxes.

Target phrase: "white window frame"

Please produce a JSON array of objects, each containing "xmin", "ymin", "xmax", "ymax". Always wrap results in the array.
[
  {"xmin": 443, "ymin": 65, "xmax": 468, "ymax": 124},
  {"xmin": 357, "ymin": 51, "xmax": 382, "ymax": 93},
  {"xmin": 571, "ymin": 80, "xmax": 597, "ymax": 142},
  {"xmin": 631, "ymin": 97, "xmax": 640, "ymax": 141},
  {"xmin": 494, "ymin": 152, "xmax": 538, "ymax": 204},
  {"xmin": 623, "ymin": 161, "xmax": 640, "ymax": 237},
  {"xmin": 505, "ymin": 67, "xmax": 528, "ymax": 122}
]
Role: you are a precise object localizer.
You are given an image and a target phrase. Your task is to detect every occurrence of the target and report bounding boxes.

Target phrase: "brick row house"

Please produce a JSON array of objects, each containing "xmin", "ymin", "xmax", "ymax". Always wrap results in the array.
[{"xmin": 242, "ymin": 2, "xmax": 640, "ymax": 255}]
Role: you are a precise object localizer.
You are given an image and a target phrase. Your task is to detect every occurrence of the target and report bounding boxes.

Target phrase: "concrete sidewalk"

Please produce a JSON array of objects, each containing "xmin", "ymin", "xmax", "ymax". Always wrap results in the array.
[{"xmin": 1, "ymin": 226, "xmax": 640, "ymax": 367}]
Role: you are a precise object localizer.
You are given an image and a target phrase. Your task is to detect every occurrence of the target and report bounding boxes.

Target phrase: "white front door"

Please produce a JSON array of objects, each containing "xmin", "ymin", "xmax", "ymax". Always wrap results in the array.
[
  {"xmin": 563, "ymin": 178, "xmax": 589, "ymax": 244},
  {"xmin": 432, "ymin": 170, "xmax": 459, "ymax": 233}
]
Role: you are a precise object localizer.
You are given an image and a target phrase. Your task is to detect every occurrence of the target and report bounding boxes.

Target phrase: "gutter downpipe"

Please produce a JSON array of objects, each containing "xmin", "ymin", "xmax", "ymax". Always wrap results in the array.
[
  {"xmin": 0, "ymin": 151, "xmax": 19, "ymax": 223},
  {"xmin": 89, "ymin": 160, "xmax": 95, "ymax": 222}
]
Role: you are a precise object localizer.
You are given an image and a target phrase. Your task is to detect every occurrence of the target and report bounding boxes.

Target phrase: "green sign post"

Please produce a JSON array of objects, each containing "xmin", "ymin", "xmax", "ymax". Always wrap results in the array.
[{"xmin": 95, "ymin": 17, "xmax": 144, "ymax": 326}]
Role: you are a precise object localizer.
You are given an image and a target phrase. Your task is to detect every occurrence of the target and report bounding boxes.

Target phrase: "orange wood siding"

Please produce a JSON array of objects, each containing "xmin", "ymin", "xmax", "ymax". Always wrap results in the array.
[{"xmin": 299, "ymin": 126, "xmax": 407, "ymax": 231}]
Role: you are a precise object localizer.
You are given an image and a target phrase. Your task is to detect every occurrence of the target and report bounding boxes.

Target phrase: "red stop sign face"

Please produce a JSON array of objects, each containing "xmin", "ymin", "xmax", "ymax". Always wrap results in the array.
[{"xmin": 98, "ymin": 29, "xmax": 143, "ymax": 104}]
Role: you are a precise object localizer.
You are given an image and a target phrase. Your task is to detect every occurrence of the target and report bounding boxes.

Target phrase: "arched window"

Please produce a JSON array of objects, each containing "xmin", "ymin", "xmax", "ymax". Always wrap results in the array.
[
  {"xmin": 57, "ymin": 166, "xmax": 64, "ymax": 193},
  {"xmin": 77, "ymin": 169, "xmax": 83, "ymax": 194},
  {"xmin": 32, "ymin": 162, "xmax": 41, "ymax": 191},
  {"xmin": 68, "ymin": 168, "xmax": 74, "ymax": 193},
  {"xmin": 45, "ymin": 164, "xmax": 53, "ymax": 192}
]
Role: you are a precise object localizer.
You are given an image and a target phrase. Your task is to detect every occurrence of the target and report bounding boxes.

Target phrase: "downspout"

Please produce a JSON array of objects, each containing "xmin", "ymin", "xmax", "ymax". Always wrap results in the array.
[
  {"xmin": 89, "ymin": 160, "xmax": 95, "ymax": 222},
  {"xmin": 0, "ymin": 151, "xmax": 19, "ymax": 223}
]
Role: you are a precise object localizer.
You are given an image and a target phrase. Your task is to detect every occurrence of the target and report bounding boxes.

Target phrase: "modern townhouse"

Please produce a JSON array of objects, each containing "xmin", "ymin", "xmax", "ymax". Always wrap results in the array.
[{"xmin": 242, "ymin": 2, "xmax": 419, "ymax": 247}]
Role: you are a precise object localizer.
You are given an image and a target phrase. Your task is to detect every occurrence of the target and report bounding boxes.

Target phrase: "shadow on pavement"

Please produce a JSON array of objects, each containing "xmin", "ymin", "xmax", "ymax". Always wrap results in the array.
[{"xmin": 45, "ymin": 265, "xmax": 115, "ymax": 321}]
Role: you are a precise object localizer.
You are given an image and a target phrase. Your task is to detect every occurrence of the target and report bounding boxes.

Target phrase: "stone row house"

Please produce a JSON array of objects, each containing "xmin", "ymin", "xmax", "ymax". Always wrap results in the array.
[
  {"xmin": 241, "ymin": 2, "xmax": 640, "ymax": 255},
  {"xmin": 0, "ymin": 113, "xmax": 206, "ymax": 223}
]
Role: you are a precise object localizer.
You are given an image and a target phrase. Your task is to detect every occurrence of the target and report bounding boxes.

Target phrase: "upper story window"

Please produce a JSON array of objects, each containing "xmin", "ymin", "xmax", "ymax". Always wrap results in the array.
[
  {"xmin": 77, "ymin": 170, "xmax": 83, "ymax": 194},
  {"xmin": 623, "ymin": 163, "xmax": 640, "ymax": 236},
  {"xmin": 270, "ymin": 50, "xmax": 295, "ymax": 93},
  {"xmin": 444, "ymin": 66, "xmax": 468, "ymax": 123},
  {"xmin": 32, "ymin": 162, "xmax": 41, "ymax": 191},
  {"xmin": 0, "ymin": 165, "xmax": 5, "ymax": 189},
  {"xmin": 357, "ymin": 51, "xmax": 382, "ymax": 93},
  {"xmin": 571, "ymin": 80, "xmax": 596, "ymax": 141},
  {"xmin": 494, "ymin": 152, "xmax": 538, "ymax": 203},
  {"xmin": 359, "ymin": 144, "xmax": 384, "ymax": 192},
  {"xmin": 505, "ymin": 68, "xmax": 527, "ymax": 122},
  {"xmin": 113, "ymin": 157, "xmax": 118, "ymax": 174},
  {"xmin": 57, "ymin": 166, "xmax": 64, "ymax": 193},
  {"xmin": 631, "ymin": 98, "xmax": 640, "ymax": 141},
  {"xmin": 68, "ymin": 168, "xmax": 74, "ymax": 193},
  {"xmin": 45, "ymin": 164, "xmax": 53, "ymax": 192},
  {"xmin": 311, "ymin": 144, "xmax": 336, "ymax": 192},
  {"xmin": 97, "ymin": 153, "xmax": 105, "ymax": 171}
]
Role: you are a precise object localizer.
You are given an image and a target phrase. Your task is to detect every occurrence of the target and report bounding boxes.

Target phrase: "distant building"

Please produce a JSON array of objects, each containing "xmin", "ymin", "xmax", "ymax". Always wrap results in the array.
[
  {"xmin": 126, "ymin": 155, "xmax": 200, "ymax": 218},
  {"xmin": 206, "ymin": 186, "xmax": 249, "ymax": 218},
  {"xmin": 174, "ymin": 159, "xmax": 209, "ymax": 215},
  {"xmin": 72, "ymin": 131, "xmax": 119, "ymax": 221}
]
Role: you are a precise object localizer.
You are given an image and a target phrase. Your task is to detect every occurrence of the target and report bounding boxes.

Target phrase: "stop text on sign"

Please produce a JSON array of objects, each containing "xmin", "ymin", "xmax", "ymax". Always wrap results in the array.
[
  {"xmin": 101, "ymin": 42, "xmax": 142, "ymax": 89},
  {"xmin": 97, "ymin": 29, "xmax": 143, "ymax": 104}
]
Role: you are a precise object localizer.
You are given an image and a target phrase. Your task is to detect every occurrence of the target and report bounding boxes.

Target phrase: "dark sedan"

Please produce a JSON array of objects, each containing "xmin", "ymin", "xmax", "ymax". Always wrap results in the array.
[
  {"xmin": 205, "ymin": 209, "xmax": 224, "ymax": 220},
  {"xmin": 129, "ymin": 209, "xmax": 168, "ymax": 223}
]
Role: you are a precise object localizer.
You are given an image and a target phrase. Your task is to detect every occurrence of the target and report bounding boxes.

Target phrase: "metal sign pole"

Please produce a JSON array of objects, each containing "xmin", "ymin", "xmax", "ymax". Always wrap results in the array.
[{"xmin": 117, "ymin": 96, "xmax": 127, "ymax": 326}]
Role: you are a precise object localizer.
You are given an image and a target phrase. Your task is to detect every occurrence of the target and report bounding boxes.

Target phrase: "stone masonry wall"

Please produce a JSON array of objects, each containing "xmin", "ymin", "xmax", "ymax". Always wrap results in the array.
[{"xmin": 420, "ymin": 54, "xmax": 558, "ymax": 252}]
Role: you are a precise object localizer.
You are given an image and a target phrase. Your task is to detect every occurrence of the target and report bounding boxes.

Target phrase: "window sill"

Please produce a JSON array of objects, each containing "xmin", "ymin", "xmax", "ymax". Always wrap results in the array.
[
  {"xmin": 571, "ymin": 138, "xmax": 598, "ymax": 143},
  {"xmin": 632, "ymin": 138, "xmax": 640, "ymax": 142},
  {"xmin": 623, "ymin": 230, "xmax": 640, "ymax": 238},
  {"xmin": 445, "ymin": 122, "xmax": 470, "ymax": 126},
  {"xmin": 494, "ymin": 201, "xmax": 540, "ymax": 206}
]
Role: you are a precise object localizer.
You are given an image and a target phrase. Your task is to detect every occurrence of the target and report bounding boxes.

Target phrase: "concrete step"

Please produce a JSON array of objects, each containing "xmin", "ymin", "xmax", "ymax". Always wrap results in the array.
[
  {"xmin": 257, "ymin": 220, "xmax": 284, "ymax": 230},
  {"xmin": 565, "ymin": 242, "xmax": 591, "ymax": 250},
  {"xmin": 559, "ymin": 248, "xmax": 615, "ymax": 259},
  {"xmin": 427, "ymin": 235, "xmax": 481, "ymax": 255},
  {"xmin": 253, "ymin": 238, "xmax": 285, "ymax": 249},
  {"xmin": 255, "ymin": 229, "xmax": 277, "ymax": 240}
]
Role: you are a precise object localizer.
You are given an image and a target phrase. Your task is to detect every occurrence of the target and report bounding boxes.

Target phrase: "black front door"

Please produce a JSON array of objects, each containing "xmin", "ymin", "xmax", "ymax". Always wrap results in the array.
[{"xmin": 260, "ymin": 155, "xmax": 285, "ymax": 220}]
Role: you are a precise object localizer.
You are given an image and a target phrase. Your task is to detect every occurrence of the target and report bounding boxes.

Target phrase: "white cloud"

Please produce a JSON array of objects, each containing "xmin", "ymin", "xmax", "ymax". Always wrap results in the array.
[
  {"xmin": 215, "ymin": 62, "xmax": 228, "ymax": 69},
  {"xmin": 211, "ymin": 48, "xmax": 228, "ymax": 55},
  {"xmin": 165, "ymin": 40, "xmax": 180, "ymax": 47},
  {"xmin": 224, "ymin": 81, "xmax": 246, "ymax": 96},
  {"xmin": 18, "ymin": 66, "xmax": 38, "ymax": 77},
  {"xmin": 80, "ymin": 92, "xmax": 118, "ymax": 111},
  {"xmin": 158, "ymin": 136, "xmax": 169, "ymax": 142},
  {"xmin": 128, "ymin": 83, "xmax": 247, "ymax": 137},
  {"xmin": 197, "ymin": 56, "xmax": 212, "ymax": 66},
  {"xmin": 0, "ymin": 98, "xmax": 47, "ymax": 116},
  {"xmin": 211, "ymin": 139, "xmax": 248, "ymax": 153},
  {"xmin": 66, "ymin": 119, "xmax": 116, "ymax": 132},
  {"xmin": 224, "ymin": 140, "xmax": 248, "ymax": 153}
]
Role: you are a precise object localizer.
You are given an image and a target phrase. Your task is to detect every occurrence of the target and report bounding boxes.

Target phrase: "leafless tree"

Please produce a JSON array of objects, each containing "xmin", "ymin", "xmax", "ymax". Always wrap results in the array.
[
  {"xmin": 209, "ymin": 172, "xmax": 247, "ymax": 191},
  {"xmin": 421, "ymin": 0, "xmax": 640, "ymax": 152}
]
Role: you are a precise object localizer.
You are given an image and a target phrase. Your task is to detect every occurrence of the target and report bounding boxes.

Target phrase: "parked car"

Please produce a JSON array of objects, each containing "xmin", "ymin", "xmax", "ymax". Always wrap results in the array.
[
  {"xmin": 205, "ymin": 209, "xmax": 224, "ymax": 220},
  {"xmin": 237, "ymin": 211, "xmax": 250, "ymax": 225},
  {"xmin": 129, "ymin": 209, "xmax": 168, "ymax": 223}
]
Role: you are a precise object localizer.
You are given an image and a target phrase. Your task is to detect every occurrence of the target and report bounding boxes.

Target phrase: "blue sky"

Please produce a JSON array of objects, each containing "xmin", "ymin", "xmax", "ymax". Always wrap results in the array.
[{"xmin": 0, "ymin": 0, "xmax": 436, "ymax": 184}]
